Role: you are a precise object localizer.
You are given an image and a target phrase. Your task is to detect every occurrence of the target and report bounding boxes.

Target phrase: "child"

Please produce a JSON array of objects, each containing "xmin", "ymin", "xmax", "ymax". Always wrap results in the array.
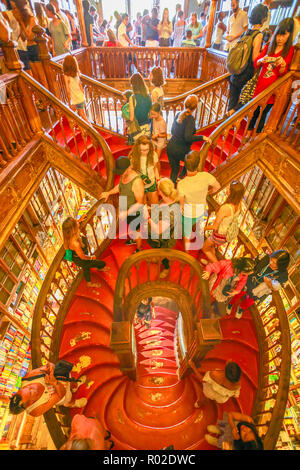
[
  {"xmin": 62, "ymin": 217, "xmax": 106, "ymax": 288},
  {"xmin": 149, "ymin": 103, "xmax": 167, "ymax": 159},
  {"xmin": 149, "ymin": 66, "xmax": 165, "ymax": 105},
  {"xmin": 121, "ymin": 89, "xmax": 134, "ymax": 145},
  {"xmin": 181, "ymin": 29, "xmax": 196, "ymax": 47},
  {"xmin": 135, "ymin": 298, "xmax": 154, "ymax": 329},
  {"xmin": 202, "ymin": 257, "xmax": 255, "ymax": 317},
  {"xmin": 63, "ymin": 54, "xmax": 88, "ymax": 122}
]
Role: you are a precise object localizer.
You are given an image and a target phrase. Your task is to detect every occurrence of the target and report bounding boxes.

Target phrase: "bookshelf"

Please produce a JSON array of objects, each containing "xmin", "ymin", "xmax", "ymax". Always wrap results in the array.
[
  {"xmin": 0, "ymin": 168, "xmax": 95, "ymax": 444},
  {"xmin": 212, "ymin": 165, "xmax": 300, "ymax": 449}
]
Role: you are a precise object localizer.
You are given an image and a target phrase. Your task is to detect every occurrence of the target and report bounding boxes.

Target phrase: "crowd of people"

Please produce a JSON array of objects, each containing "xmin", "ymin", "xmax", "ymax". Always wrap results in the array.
[{"xmin": 2, "ymin": 0, "xmax": 298, "ymax": 452}]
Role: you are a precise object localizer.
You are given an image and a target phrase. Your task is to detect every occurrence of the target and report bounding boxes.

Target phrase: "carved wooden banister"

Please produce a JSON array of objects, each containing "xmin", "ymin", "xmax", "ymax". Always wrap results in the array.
[
  {"xmin": 31, "ymin": 196, "xmax": 117, "ymax": 449},
  {"xmin": 86, "ymin": 46, "xmax": 205, "ymax": 80},
  {"xmin": 46, "ymin": 54, "xmax": 230, "ymax": 134},
  {"xmin": 113, "ymin": 249, "xmax": 211, "ymax": 324},
  {"xmin": 250, "ymin": 292, "xmax": 291, "ymax": 449},
  {"xmin": 199, "ymin": 71, "xmax": 296, "ymax": 172},
  {"xmin": 15, "ymin": 72, "xmax": 114, "ymax": 192},
  {"xmin": 111, "ymin": 248, "xmax": 216, "ymax": 380}
]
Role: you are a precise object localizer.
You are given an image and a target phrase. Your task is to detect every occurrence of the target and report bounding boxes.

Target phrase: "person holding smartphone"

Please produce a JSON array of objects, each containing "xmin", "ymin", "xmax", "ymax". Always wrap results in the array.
[{"xmin": 245, "ymin": 17, "xmax": 294, "ymax": 137}]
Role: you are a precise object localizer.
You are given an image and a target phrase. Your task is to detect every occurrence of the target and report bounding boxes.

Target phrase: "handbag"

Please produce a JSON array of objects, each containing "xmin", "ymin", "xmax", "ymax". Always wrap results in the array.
[{"xmin": 240, "ymin": 70, "xmax": 259, "ymax": 105}]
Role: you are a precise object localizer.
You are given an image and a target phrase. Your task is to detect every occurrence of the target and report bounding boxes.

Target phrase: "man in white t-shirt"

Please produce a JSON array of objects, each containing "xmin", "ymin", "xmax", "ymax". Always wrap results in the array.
[
  {"xmin": 224, "ymin": 0, "xmax": 248, "ymax": 51},
  {"xmin": 177, "ymin": 151, "xmax": 221, "ymax": 251},
  {"xmin": 118, "ymin": 13, "xmax": 135, "ymax": 47}
]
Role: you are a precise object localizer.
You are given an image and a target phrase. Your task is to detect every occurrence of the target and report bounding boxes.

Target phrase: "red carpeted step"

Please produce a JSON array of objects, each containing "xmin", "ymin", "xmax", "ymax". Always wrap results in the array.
[
  {"xmin": 219, "ymin": 317, "xmax": 259, "ymax": 352},
  {"xmin": 63, "ymin": 297, "xmax": 113, "ymax": 328},
  {"xmin": 60, "ymin": 322, "xmax": 111, "ymax": 357}
]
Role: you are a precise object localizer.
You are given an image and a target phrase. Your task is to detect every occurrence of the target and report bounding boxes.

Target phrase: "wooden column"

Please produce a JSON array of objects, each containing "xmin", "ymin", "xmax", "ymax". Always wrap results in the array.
[
  {"xmin": 184, "ymin": 0, "xmax": 190, "ymax": 20},
  {"xmin": 34, "ymin": 25, "xmax": 59, "ymax": 96},
  {"xmin": 0, "ymin": 39, "xmax": 23, "ymax": 72},
  {"xmin": 74, "ymin": 0, "xmax": 88, "ymax": 47},
  {"xmin": 205, "ymin": 0, "xmax": 218, "ymax": 48},
  {"xmin": 125, "ymin": 0, "xmax": 131, "ymax": 19}
]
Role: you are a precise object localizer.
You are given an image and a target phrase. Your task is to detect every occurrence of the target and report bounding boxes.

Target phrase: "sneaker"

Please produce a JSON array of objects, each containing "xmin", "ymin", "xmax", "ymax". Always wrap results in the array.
[
  {"xmin": 200, "ymin": 258, "xmax": 208, "ymax": 266},
  {"xmin": 205, "ymin": 434, "xmax": 218, "ymax": 447},
  {"xmin": 207, "ymin": 425, "xmax": 221, "ymax": 435},
  {"xmin": 125, "ymin": 239, "xmax": 137, "ymax": 246},
  {"xmin": 73, "ymin": 397, "xmax": 88, "ymax": 408},
  {"xmin": 235, "ymin": 308, "xmax": 243, "ymax": 319},
  {"xmin": 226, "ymin": 303, "xmax": 232, "ymax": 315}
]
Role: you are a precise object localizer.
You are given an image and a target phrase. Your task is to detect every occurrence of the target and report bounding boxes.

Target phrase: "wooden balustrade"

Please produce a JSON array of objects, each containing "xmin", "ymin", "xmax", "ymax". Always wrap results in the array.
[
  {"xmin": 85, "ymin": 47, "xmax": 205, "ymax": 80},
  {"xmin": 47, "ymin": 56, "xmax": 230, "ymax": 135},
  {"xmin": 275, "ymin": 72, "xmax": 300, "ymax": 148},
  {"xmin": 201, "ymin": 48, "xmax": 229, "ymax": 82},
  {"xmin": 31, "ymin": 197, "xmax": 116, "ymax": 448},
  {"xmin": 250, "ymin": 292, "xmax": 291, "ymax": 449},
  {"xmin": 20, "ymin": 72, "xmax": 113, "ymax": 182},
  {"xmin": 29, "ymin": 183, "xmax": 291, "ymax": 448},
  {"xmin": 113, "ymin": 249, "xmax": 211, "ymax": 325},
  {"xmin": 0, "ymin": 73, "xmax": 34, "ymax": 167},
  {"xmin": 164, "ymin": 73, "xmax": 230, "ymax": 132},
  {"xmin": 200, "ymin": 72, "xmax": 296, "ymax": 173}
]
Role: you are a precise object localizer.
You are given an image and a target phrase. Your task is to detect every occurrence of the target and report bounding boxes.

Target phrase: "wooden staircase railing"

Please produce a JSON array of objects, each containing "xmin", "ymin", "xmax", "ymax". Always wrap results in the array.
[
  {"xmin": 46, "ymin": 56, "xmax": 230, "ymax": 135},
  {"xmin": 29, "ymin": 173, "xmax": 291, "ymax": 449},
  {"xmin": 31, "ymin": 196, "xmax": 117, "ymax": 449},
  {"xmin": 250, "ymin": 292, "xmax": 291, "ymax": 450},
  {"xmin": 53, "ymin": 46, "xmax": 206, "ymax": 80},
  {"xmin": 199, "ymin": 71, "xmax": 297, "ymax": 173},
  {"xmin": 0, "ymin": 70, "xmax": 115, "ymax": 196}
]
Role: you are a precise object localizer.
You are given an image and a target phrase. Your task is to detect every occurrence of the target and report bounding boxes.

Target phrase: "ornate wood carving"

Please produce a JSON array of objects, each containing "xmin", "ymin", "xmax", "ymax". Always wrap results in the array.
[
  {"xmin": 0, "ymin": 143, "xmax": 49, "ymax": 248},
  {"xmin": 259, "ymin": 139, "xmax": 300, "ymax": 214},
  {"xmin": 42, "ymin": 140, "xmax": 105, "ymax": 199}
]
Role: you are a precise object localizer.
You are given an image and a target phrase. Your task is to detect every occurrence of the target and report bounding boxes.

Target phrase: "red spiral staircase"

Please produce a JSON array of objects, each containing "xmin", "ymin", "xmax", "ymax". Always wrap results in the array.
[{"xmin": 48, "ymin": 109, "xmax": 260, "ymax": 449}]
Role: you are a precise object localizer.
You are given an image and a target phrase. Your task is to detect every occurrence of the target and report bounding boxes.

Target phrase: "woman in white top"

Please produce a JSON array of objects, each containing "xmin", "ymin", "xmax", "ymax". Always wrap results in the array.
[
  {"xmin": 158, "ymin": 8, "xmax": 172, "ymax": 47},
  {"xmin": 189, "ymin": 359, "xmax": 242, "ymax": 408},
  {"xmin": 201, "ymin": 180, "xmax": 245, "ymax": 264},
  {"xmin": 129, "ymin": 135, "xmax": 160, "ymax": 205},
  {"xmin": 63, "ymin": 54, "xmax": 88, "ymax": 121},
  {"xmin": 173, "ymin": 10, "xmax": 185, "ymax": 48}
]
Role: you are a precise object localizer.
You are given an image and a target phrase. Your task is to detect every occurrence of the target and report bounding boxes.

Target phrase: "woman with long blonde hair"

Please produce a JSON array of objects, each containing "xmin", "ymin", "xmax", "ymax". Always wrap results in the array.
[
  {"xmin": 145, "ymin": 178, "xmax": 181, "ymax": 278},
  {"xmin": 62, "ymin": 217, "xmax": 106, "ymax": 287},
  {"xmin": 129, "ymin": 135, "xmax": 160, "ymax": 205},
  {"xmin": 167, "ymin": 94, "xmax": 211, "ymax": 183}
]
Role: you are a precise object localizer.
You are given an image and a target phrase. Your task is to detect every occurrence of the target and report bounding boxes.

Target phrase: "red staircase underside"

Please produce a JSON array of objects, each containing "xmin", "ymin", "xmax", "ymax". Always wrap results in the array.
[{"xmin": 57, "ymin": 120, "xmax": 258, "ymax": 450}]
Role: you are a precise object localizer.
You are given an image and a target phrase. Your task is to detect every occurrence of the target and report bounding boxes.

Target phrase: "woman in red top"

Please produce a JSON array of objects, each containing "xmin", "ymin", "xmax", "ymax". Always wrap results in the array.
[
  {"xmin": 202, "ymin": 257, "xmax": 255, "ymax": 307},
  {"xmin": 247, "ymin": 17, "xmax": 294, "ymax": 136}
]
